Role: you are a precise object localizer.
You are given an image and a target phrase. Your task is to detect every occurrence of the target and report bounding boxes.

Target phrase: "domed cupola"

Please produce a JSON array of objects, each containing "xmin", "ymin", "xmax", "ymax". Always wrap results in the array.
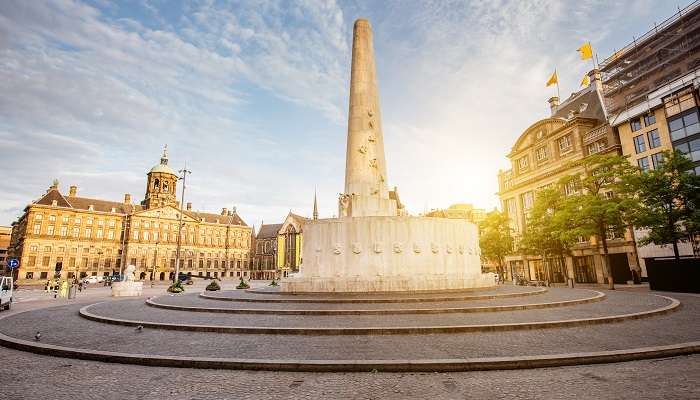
[{"xmin": 144, "ymin": 145, "xmax": 178, "ymax": 209}]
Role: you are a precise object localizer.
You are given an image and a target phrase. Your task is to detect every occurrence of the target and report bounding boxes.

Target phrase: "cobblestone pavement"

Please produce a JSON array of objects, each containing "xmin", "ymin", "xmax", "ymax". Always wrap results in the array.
[
  {"xmin": 152, "ymin": 287, "xmax": 594, "ymax": 311},
  {"xmin": 1, "ymin": 344, "xmax": 698, "ymax": 400},
  {"xmin": 1, "ymin": 292, "xmax": 697, "ymax": 360},
  {"xmin": 82, "ymin": 289, "xmax": 668, "ymax": 328}
]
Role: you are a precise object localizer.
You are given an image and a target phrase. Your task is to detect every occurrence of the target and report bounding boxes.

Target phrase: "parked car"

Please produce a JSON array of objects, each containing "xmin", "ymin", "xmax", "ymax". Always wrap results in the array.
[{"xmin": 82, "ymin": 275, "xmax": 104, "ymax": 284}]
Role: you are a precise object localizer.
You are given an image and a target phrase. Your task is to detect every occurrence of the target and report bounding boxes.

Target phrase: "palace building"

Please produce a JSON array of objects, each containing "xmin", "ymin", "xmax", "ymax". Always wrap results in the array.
[
  {"xmin": 497, "ymin": 72, "xmax": 640, "ymax": 285},
  {"xmin": 7, "ymin": 148, "xmax": 252, "ymax": 283}
]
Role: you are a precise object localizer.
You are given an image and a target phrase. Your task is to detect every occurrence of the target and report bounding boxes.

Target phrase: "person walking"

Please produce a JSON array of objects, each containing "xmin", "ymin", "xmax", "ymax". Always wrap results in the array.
[{"xmin": 44, "ymin": 279, "xmax": 50, "ymax": 293}]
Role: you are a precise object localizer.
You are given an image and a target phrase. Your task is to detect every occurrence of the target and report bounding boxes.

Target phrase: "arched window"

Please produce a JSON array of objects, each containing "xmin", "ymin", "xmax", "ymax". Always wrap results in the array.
[
  {"xmin": 153, "ymin": 178, "xmax": 160, "ymax": 190},
  {"xmin": 163, "ymin": 182, "xmax": 169, "ymax": 193}
]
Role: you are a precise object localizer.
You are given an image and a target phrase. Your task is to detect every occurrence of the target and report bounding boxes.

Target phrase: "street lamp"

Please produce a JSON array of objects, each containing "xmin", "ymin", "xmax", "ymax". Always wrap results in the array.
[{"xmin": 174, "ymin": 163, "xmax": 191, "ymax": 284}]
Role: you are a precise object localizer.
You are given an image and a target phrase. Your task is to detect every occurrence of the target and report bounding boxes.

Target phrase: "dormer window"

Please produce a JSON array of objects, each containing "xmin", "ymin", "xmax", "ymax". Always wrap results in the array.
[
  {"xmin": 88, "ymin": 205, "xmax": 94, "ymax": 211},
  {"xmin": 51, "ymin": 200, "xmax": 58, "ymax": 206},
  {"xmin": 579, "ymin": 103, "xmax": 588, "ymax": 113}
]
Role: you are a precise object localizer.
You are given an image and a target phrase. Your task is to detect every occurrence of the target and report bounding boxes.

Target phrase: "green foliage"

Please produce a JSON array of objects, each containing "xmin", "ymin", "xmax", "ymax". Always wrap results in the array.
[
  {"xmin": 269, "ymin": 279, "xmax": 279, "ymax": 286},
  {"xmin": 556, "ymin": 153, "xmax": 639, "ymax": 287},
  {"xmin": 519, "ymin": 187, "xmax": 576, "ymax": 261},
  {"xmin": 167, "ymin": 280, "xmax": 185, "ymax": 293},
  {"xmin": 205, "ymin": 280, "xmax": 221, "ymax": 291},
  {"xmin": 620, "ymin": 150, "xmax": 700, "ymax": 258},
  {"xmin": 478, "ymin": 210, "xmax": 514, "ymax": 270},
  {"xmin": 236, "ymin": 277, "xmax": 250, "ymax": 290}
]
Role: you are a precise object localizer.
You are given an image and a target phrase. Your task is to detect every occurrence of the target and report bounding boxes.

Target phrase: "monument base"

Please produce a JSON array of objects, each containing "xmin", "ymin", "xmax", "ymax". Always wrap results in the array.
[
  {"xmin": 111, "ymin": 281, "xmax": 143, "ymax": 297},
  {"xmin": 282, "ymin": 274, "xmax": 495, "ymax": 293},
  {"xmin": 282, "ymin": 216, "xmax": 495, "ymax": 293}
]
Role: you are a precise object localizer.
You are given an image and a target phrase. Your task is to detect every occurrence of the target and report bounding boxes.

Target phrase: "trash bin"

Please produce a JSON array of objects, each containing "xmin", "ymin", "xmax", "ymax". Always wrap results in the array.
[{"xmin": 68, "ymin": 284, "xmax": 77, "ymax": 299}]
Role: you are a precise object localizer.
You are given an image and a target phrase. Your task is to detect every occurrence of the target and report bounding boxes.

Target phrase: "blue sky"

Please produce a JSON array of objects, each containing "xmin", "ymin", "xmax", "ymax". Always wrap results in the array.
[{"xmin": 0, "ymin": 0, "xmax": 689, "ymax": 227}]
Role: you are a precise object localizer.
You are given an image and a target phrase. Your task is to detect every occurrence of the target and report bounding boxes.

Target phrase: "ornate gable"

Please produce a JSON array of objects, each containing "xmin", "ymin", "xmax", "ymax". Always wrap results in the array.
[{"xmin": 133, "ymin": 205, "xmax": 198, "ymax": 222}]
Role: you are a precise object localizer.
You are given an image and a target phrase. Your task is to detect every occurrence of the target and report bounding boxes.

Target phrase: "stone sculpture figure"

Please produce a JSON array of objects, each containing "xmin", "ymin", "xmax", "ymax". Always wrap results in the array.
[{"xmin": 124, "ymin": 264, "xmax": 136, "ymax": 282}]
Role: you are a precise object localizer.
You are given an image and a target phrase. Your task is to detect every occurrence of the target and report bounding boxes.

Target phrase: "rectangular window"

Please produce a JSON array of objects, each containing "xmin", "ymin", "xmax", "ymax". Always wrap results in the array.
[
  {"xmin": 669, "ymin": 111, "xmax": 700, "ymax": 141},
  {"xmin": 62, "ymin": 216, "xmax": 69, "ymax": 224},
  {"xmin": 633, "ymin": 135, "xmax": 646, "ymax": 153},
  {"xmin": 42, "ymin": 256, "xmax": 50, "ymax": 267},
  {"xmin": 587, "ymin": 140, "xmax": 606, "ymax": 155},
  {"xmin": 33, "ymin": 224, "xmax": 41, "ymax": 235},
  {"xmin": 44, "ymin": 246, "xmax": 52, "ymax": 252},
  {"xmin": 72, "ymin": 227, "xmax": 79, "ymax": 238},
  {"xmin": 521, "ymin": 191, "xmax": 534, "ymax": 210},
  {"xmin": 143, "ymin": 231, "xmax": 149, "ymax": 241},
  {"xmin": 85, "ymin": 228, "xmax": 91, "ymax": 238},
  {"xmin": 48, "ymin": 215, "xmax": 56, "ymax": 222},
  {"xmin": 651, "ymin": 152, "xmax": 664, "ymax": 169},
  {"xmin": 564, "ymin": 181, "xmax": 578, "ymax": 196},
  {"xmin": 558, "ymin": 136, "xmax": 572, "ymax": 152},
  {"xmin": 60, "ymin": 226, "xmax": 68, "ymax": 236},
  {"xmin": 87, "ymin": 218, "xmax": 93, "ymax": 226},
  {"xmin": 535, "ymin": 146, "xmax": 548, "ymax": 162},
  {"xmin": 35, "ymin": 214, "xmax": 43, "ymax": 220},
  {"xmin": 108, "ymin": 230, "xmax": 114, "ymax": 240},
  {"xmin": 109, "ymin": 220, "xmax": 115, "ymax": 228},
  {"xmin": 518, "ymin": 156, "xmax": 529, "ymax": 171},
  {"xmin": 688, "ymin": 138, "xmax": 700, "ymax": 162},
  {"xmin": 98, "ymin": 219, "xmax": 104, "ymax": 226},
  {"xmin": 27, "ymin": 256, "xmax": 36, "ymax": 266},
  {"xmin": 47, "ymin": 225, "xmax": 55, "ymax": 235},
  {"xmin": 647, "ymin": 129, "xmax": 661, "ymax": 149},
  {"xmin": 75, "ymin": 217, "xmax": 81, "ymax": 225},
  {"xmin": 637, "ymin": 157, "xmax": 650, "ymax": 171},
  {"xmin": 630, "ymin": 118, "xmax": 642, "ymax": 132},
  {"xmin": 644, "ymin": 113, "xmax": 656, "ymax": 126},
  {"xmin": 664, "ymin": 87, "xmax": 697, "ymax": 116},
  {"xmin": 133, "ymin": 230, "xmax": 139, "ymax": 240}
]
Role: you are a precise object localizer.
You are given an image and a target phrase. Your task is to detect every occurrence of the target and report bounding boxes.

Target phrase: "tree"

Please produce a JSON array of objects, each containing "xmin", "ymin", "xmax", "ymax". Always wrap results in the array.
[
  {"xmin": 560, "ymin": 153, "xmax": 638, "ymax": 289},
  {"xmin": 621, "ymin": 150, "xmax": 700, "ymax": 259},
  {"xmin": 479, "ymin": 211, "xmax": 514, "ymax": 279},
  {"xmin": 518, "ymin": 187, "xmax": 576, "ymax": 283}
]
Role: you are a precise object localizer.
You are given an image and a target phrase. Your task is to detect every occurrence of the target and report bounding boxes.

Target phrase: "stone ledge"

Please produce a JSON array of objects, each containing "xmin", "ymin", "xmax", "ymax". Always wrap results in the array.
[
  {"xmin": 0, "ymin": 327, "xmax": 697, "ymax": 372},
  {"xmin": 199, "ymin": 287, "xmax": 548, "ymax": 304},
  {"xmin": 146, "ymin": 291, "xmax": 605, "ymax": 315},
  {"xmin": 78, "ymin": 295, "xmax": 679, "ymax": 335}
]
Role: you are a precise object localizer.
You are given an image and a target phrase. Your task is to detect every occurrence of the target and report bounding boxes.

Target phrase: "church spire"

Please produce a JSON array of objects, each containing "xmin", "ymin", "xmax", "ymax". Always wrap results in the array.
[{"xmin": 313, "ymin": 190, "xmax": 319, "ymax": 220}]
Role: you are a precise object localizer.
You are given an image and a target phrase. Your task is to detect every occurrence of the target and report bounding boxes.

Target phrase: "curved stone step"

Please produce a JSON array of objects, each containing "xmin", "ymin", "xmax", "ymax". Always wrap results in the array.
[
  {"xmin": 146, "ymin": 290, "xmax": 605, "ymax": 315},
  {"xmin": 79, "ymin": 294, "xmax": 679, "ymax": 335}
]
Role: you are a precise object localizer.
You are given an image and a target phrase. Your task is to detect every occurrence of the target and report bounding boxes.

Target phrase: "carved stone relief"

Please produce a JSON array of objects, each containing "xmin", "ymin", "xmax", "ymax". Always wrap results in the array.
[
  {"xmin": 392, "ymin": 242, "xmax": 402, "ymax": 253},
  {"xmin": 352, "ymin": 242, "xmax": 362, "ymax": 254}
]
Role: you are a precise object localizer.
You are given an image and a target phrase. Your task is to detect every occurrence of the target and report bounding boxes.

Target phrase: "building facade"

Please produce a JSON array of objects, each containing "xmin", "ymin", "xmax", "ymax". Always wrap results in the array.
[
  {"xmin": 600, "ymin": 1, "xmax": 700, "ymax": 275},
  {"xmin": 0, "ymin": 226, "xmax": 11, "ymax": 275},
  {"xmin": 497, "ymin": 74, "xmax": 640, "ymax": 284},
  {"xmin": 251, "ymin": 212, "xmax": 307, "ymax": 280},
  {"xmin": 424, "ymin": 204, "xmax": 487, "ymax": 224},
  {"xmin": 8, "ymin": 149, "xmax": 252, "ymax": 283}
]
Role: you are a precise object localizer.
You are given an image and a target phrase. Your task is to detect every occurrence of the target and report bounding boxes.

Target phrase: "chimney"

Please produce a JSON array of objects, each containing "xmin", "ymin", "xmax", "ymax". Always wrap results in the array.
[
  {"xmin": 548, "ymin": 96, "xmax": 560, "ymax": 116},
  {"xmin": 221, "ymin": 207, "xmax": 228, "ymax": 216},
  {"xmin": 69, "ymin": 185, "xmax": 77, "ymax": 197},
  {"xmin": 124, "ymin": 193, "xmax": 131, "ymax": 205},
  {"xmin": 186, "ymin": 202, "xmax": 192, "ymax": 211}
]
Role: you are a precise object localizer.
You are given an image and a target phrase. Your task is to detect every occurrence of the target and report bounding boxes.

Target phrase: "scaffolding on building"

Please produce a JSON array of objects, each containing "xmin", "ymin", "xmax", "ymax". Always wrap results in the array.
[{"xmin": 600, "ymin": 0, "xmax": 700, "ymax": 117}]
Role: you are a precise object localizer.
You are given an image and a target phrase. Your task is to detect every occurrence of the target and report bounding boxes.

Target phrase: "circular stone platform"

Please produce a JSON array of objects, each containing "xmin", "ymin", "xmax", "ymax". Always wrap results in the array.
[{"xmin": 0, "ymin": 286, "xmax": 698, "ymax": 372}]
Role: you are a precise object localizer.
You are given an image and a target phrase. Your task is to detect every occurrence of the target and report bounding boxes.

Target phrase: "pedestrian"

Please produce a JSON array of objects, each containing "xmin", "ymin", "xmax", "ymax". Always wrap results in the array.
[
  {"xmin": 44, "ymin": 280, "xmax": 50, "ymax": 293},
  {"xmin": 78, "ymin": 281, "xmax": 83, "ymax": 292},
  {"xmin": 59, "ymin": 280, "xmax": 68, "ymax": 298}
]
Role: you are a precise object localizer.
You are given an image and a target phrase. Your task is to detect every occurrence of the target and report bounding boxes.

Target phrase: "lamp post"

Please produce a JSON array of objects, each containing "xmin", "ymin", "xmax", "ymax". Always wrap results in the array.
[
  {"xmin": 119, "ymin": 217, "xmax": 130, "ymax": 280},
  {"xmin": 174, "ymin": 164, "xmax": 191, "ymax": 284}
]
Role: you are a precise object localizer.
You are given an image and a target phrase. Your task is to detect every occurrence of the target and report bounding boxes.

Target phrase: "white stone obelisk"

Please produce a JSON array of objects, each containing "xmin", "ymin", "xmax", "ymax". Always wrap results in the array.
[{"xmin": 341, "ymin": 19, "xmax": 397, "ymax": 218}]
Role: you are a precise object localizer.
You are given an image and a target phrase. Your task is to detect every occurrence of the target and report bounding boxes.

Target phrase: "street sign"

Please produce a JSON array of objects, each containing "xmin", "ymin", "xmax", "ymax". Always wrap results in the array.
[{"xmin": 7, "ymin": 259, "xmax": 19, "ymax": 269}]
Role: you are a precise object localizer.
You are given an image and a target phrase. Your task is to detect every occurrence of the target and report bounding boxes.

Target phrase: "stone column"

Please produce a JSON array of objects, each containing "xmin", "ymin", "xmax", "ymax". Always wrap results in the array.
[{"xmin": 344, "ymin": 19, "xmax": 389, "ymax": 202}]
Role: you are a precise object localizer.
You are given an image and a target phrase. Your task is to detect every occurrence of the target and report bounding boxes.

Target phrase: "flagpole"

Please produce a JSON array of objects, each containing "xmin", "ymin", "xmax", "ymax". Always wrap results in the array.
[{"xmin": 556, "ymin": 69, "xmax": 560, "ymax": 99}]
